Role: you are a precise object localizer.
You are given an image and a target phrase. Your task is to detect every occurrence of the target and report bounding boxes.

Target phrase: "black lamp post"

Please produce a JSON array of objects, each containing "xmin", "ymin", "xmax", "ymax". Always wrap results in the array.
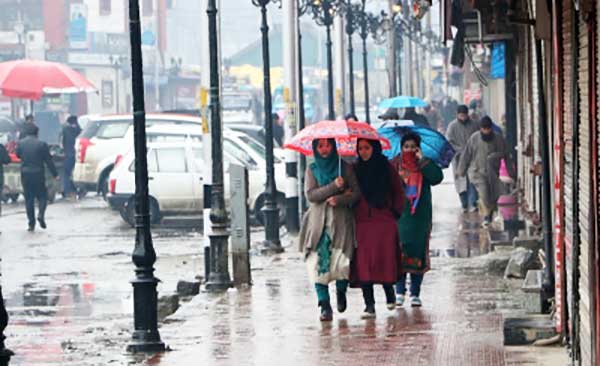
[
  {"xmin": 252, "ymin": 0, "xmax": 282, "ymax": 253},
  {"xmin": 306, "ymin": 0, "xmax": 344, "ymax": 120},
  {"xmin": 0, "ymin": 279, "xmax": 13, "ymax": 366},
  {"xmin": 125, "ymin": 0, "xmax": 165, "ymax": 353},
  {"xmin": 344, "ymin": 2, "xmax": 360, "ymax": 117},
  {"xmin": 357, "ymin": 0, "xmax": 372, "ymax": 123},
  {"xmin": 297, "ymin": 1, "xmax": 309, "ymax": 215},
  {"xmin": 205, "ymin": 0, "xmax": 234, "ymax": 290}
]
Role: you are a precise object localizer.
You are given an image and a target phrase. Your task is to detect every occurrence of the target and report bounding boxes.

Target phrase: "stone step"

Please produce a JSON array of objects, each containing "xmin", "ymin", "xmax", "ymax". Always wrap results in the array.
[{"xmin": 503, "ymin": 315, "xmax": 556, "ymax": 345}]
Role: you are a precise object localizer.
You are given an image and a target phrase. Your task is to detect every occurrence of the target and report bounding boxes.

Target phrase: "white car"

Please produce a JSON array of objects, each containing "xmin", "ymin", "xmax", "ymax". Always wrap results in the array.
[
  {"xmin": 73, "ymin": 113, "xmax": 203, "ymax": 198},
  {"xmin": 108, "ymin": 139, "xmax": 286, "ymax": 226}
]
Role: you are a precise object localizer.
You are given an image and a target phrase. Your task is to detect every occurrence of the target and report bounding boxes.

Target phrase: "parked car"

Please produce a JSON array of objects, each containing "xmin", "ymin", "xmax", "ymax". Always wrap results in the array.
[
  {"xmin": 108, "ymin": 138, "xmax": 287, "ymax": 226},
  {"xmin": 73, "ymin": 113, "xmax": 203, "ymax": 198}
]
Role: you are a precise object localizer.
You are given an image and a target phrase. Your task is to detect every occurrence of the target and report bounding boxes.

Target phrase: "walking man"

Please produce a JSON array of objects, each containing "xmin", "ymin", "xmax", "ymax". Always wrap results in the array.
[
  {"xmin": 446, "ymin": 105, "xmax": 479, "ymax": 212},
  {"xmin": 0, "ymin": 142, "xmax": 10, "ymax": 219},
  {"xmin": 16, "ymin": 123, "xmax": 58, "ymax": 231},
  {"xmin": 457, "ymin": 116, "xmax": 513, "ymax": 226},
  {"xmin": 61, "ymin": 115, "xmax": 81, "ymax": 199}
]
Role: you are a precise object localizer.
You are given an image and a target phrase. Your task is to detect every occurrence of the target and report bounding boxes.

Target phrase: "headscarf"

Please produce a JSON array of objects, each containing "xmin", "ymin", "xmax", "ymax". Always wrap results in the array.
[
  {"xmin": 355, "ymin": 139, "xmax": 392, "ymax": 209},
  {"xmin": 310, "ymin": 138, "xmax": 342, "ymax": 186},
  {"xmin": 400, "ymin": 150, "xmax": 423, "ymax": 215}
]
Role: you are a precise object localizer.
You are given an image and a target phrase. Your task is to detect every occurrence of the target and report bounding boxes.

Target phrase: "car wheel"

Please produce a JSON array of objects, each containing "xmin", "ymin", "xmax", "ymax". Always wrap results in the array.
[
  {"xmin": 125, "ymin": 196, "xmax": 161, "ymax": 227},
  {"xmin": 254, "ymin": 192, "xmax": 286, "ymax": 226}
]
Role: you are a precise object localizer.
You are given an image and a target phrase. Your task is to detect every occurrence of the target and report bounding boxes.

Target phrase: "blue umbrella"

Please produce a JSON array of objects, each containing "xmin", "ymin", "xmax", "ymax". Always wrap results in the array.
[
  {"xmin": 378, "ymin": 125, "xmax": 456, "ymax": 168},
  {"xmin": 378, "ymin": 96, "xmax": 428, "ymax": 109}
]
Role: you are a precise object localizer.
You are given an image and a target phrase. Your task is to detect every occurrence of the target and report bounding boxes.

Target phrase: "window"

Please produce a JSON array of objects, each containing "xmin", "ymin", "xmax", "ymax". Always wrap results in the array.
[
  {"xmin": 223, "ymin": 139, "xmax": 257, "ymax": 168},
  {"xmin": 156, "ymin": 148, "xmax": 187, "ymax": 173},
  {"xmin": 100, "ymin": 0, "xmax": 112, "ymax": 15},
  {"xmin": 96, "ymin": 122, "xmax": 130, "ymax": 139},
  {"xmin": 238, "ymin": 135, "xmax": 282, "ymax": 164},
  {"xmin": 192, "ymin": 149, "xmax": 204, "ymax": 173},
  {"xmin": 143, "ymin": 0, "xmax": 154, "ymax": 16},
  {"xmin": 129, "ymin": 150, "xmax": 158, "ymax": 172}
]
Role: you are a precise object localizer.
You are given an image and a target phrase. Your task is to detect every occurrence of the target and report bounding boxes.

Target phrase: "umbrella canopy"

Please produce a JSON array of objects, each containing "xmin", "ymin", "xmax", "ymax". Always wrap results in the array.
[
  {"xmin": 378, "ymin": 125, "xmax": 456, "ymax": 168},
  {"xmin": 284, "ymin": 119, "xmax": 391, "ymax": 156},
  {"xmin": 0, "ymin": 59, "xmax": 96, "ymax": 101},
  {"xmin": 378, "ymin": 96, "xmax": 428, "ymax": 109}
]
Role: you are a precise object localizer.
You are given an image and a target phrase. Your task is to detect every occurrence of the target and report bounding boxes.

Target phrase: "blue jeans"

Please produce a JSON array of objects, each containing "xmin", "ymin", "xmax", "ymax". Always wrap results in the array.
[
  {"xmin": 62, "ymin": 154, "xmax": 76, "ymax": 196},
  {"xmin": 395, "ymin": 273, "xmax": 424, "ymax": 297},
  {"xmin": 459, "ymin": 182, "xmax": 478, "ymax": 209}
]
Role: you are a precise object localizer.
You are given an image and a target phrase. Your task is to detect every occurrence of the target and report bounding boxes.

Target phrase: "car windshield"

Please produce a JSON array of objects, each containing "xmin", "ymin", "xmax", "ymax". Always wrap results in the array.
[
  {"xmin": 237, "ymin": 135, "xmax": 281, "ymax": 164},
  {"xmin": 223, "ymin": 138, "xmax": 257, "ymax": 168}
]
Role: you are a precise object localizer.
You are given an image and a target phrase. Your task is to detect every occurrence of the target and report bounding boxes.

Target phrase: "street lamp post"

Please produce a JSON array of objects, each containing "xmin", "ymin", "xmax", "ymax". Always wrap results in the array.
[
  {"xmin": 297, "ymin": 1, "xmax": 309, "ymax": 215},
  {"xmin": 109, "ymin": 55, "xmax": 124, "ymax": 114},
  {"xmin": 306, "ymin": 0, "xmax": 343, "ymax": 120},
  {"xmin": 344, "ymin": 2, "xmax": 360, "ymax": 117},
  {"xmin": 205, "ymin": 0, "xmax": 234, "ymax": 291},
  {"xmin": 358, "ymin": 0, "xmax": 371, "ymax": 123},
  {"xmin": 125, "ymin": 0, "xmax": 165, "ymax": 353},
  {"xmin": 252, "ymin": 0, "xmax": 282, "ymax": 253},
  {"xmin": 0, "ymin": 267, "xmax": 13, "ymax": 366}
]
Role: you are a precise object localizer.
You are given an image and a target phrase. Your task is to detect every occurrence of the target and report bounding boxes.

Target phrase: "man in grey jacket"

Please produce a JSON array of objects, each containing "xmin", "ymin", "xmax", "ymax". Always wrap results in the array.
[{"xmin": 446, "ymin": 104, "xmax": 479, "ymax": 212}]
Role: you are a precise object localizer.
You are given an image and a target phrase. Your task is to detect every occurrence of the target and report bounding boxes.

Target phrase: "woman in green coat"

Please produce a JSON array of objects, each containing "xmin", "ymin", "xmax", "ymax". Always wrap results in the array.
[
  {"xmin": 394, "ymin": 132, "xmax": 443, "ymax": 307},
  {"xmin": 299, "ymin": 138, "xmax": 361, "ymax": 321}
]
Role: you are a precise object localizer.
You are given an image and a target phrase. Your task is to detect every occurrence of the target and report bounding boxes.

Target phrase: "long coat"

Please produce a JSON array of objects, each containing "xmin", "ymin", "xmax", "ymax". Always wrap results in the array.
[
  {"xmin": 456, "ymin": 131, "xmax": 510, "ymax": 212},
  {"xmin": 396, "ymin": 160, "xmax": 444, "ymax": 273},
  {"xmin": 445, "ymin": 118, "xmax": 479, "ymax": 193},
  {"xmin": 352, "ymin": 162, "xmax": 404, "ymax": 284},
  {"xmin": 299, "ymin": 162, "xmax": 361, "ymax": 285},
  {"xmin": 0, "ymin": 144, "xmax": 10, "ymax": 190}
]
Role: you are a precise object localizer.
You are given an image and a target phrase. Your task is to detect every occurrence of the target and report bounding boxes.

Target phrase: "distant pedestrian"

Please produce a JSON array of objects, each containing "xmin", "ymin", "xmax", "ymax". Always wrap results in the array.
[
  {"xmin": 352, "ymin": 138, "xmax": 404, "ymax": 318},
  {"xmin": 18, "ymin": 114, "xmax": 35, "ymax": 140},
  {"xmin": 423, "ymin": 104, "xmax": 443, "ymax": 132},
  {"xmin": 402, "ymin": 107, "xmax": 430, "ymax": 128},
  {"xmin": 392, "ymin": 132, "xmax": 443, "ymax": 307},
  {"xmin": 272, "ymin": 113, "xmax": 284, "ymax": 146},
  {"xmin": 61, "ymin": 115, "xmax": 82, "ymax": 199},
  {"xmin": 16, "ymin": 123, "xmax": 58, "ymax": 232},
  {"xmin": 344, "ymin": 113, "xmax": 358, "ymax": 122},
  {"xmin": 299, "ymin": 138, "xmax": 360, "ymax": 322},
  {"xmin": 0, "ymin": 142, "xmax": 10, "ymax": 219},
  {"xmin": 446, "ymin": 105, "xmax": 479, "ymax": 212},
  {"xmin": 457, "ymin": 116, "xmax": 514, "ymax": 227},
  {"xmin": 378, "ymin": 108, "xmax": 400, "ymax": 121}
]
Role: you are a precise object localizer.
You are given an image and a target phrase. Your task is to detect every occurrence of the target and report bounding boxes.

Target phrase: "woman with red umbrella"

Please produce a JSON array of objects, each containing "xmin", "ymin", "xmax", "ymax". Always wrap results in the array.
[
  {"xmin": 298, "ymin": 138, "xmax": 361, "ymax": 322},
  {"xmin": 352, "ymin": 139, "xmax": 405, "ymax": 318}
]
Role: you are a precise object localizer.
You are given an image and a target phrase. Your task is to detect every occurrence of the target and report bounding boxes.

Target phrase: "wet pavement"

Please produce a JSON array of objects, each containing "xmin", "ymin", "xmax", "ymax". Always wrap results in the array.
[{"xmin": 0, "ymin": 177, "xmax": 569, "ymax": 365}]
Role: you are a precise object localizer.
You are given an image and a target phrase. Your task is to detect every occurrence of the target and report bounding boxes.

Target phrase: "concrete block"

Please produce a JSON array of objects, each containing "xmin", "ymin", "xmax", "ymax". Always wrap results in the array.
[
  {"xmin": 504, "ymin": 315, "xmax": 556, "ymax": 345},
  {"xmin": 504, "ymin": 247, "xmax": 537, "ymax": 279},
  {"xmin": 488, "ymin": 230, "xmax": 512, "ymax": 250},
  {"xmin": 521, "ymin": 270, "xmax": 544, "ymax": 313},
  {"xmin": 176, "ymin": 280, "xmax": 201, "ymax": 297},
  {"xmin": 513, "ymin": 236, "xmax": 542, "ymax": 251},
  {"xmin": 158, "ymin": 294, "xmax": 180, "ymax": 321}
]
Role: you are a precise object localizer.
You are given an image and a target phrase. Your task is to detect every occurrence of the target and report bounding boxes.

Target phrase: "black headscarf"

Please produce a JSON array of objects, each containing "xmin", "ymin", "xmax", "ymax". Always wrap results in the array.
[{"xmin": 355, "ymin": 139, "xmax": 392, "ymax": 209}]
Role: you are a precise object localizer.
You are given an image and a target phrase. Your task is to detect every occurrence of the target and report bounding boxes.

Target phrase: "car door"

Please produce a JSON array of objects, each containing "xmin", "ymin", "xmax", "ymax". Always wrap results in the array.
[
  {"xmin": 190, "ymin": 147, "xmax": 205, "ymax": 211},
  {"xmin": 149, "ymin": 147, "xmax": 195, "ymax": 212}
]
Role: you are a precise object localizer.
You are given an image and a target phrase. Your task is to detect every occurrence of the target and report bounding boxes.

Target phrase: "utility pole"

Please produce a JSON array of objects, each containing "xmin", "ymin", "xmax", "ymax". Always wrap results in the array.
[
  {"xmin": 199, "ymin": 0, "xmax": 212, "ymax": 282},
  {"xmin": 154, "ymin": 0, "xmax": 160, "ymax": 111},
  {"xmin": 283, "ymin": 0, "xmax": 299, "ymax": 233},
  {"xmin": 333, "ymin": 12, "xmax": 346, "ymax": 118}
]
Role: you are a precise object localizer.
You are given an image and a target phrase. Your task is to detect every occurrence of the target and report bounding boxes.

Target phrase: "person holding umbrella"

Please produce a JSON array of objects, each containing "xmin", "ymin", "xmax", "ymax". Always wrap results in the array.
[
  {"xmin": 299, "ymin": 138, "xmax": 361, "ymax": 322},
  {"xmin": 352, "ymin": 138, "xmax": 404, "ymax": 318},
  {"xmin": 393, "ymin": 132, "xmax": 443, "ymax": 307}
]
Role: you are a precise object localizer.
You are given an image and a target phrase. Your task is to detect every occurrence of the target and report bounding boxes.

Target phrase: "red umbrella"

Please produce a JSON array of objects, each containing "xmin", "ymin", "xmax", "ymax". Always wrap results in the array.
[
  {"xmin": 0, "ymin": 59, "xmax": 96, "ymax": 101},
  {"xmin": 284, "ymin": 119, "xmax": 391, "ymax": 156}
]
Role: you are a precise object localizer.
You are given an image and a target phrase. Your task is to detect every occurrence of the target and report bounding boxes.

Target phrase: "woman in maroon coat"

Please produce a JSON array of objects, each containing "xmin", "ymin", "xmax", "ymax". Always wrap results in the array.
[{"xmin": 353, "ymin": 139, "xmax": 405, "ymax": 318}]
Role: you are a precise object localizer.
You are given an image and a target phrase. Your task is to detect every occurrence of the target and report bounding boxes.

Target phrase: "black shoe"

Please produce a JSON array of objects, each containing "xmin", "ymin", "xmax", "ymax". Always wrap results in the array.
[
  {"xmin": 361, "ymin": 304, "xmax": 376, "ymax": 319},
  {"xmin": 37, "ymin": 217, "xmax": 46, "ymax": 229},
  {"xmin": 27, "ymin": 224, "xmax": 35, "ymax": 232},
  {"xmin": 336, "ymin": 290, "xmax": 347, "ymax": 313},
  {"xmin": 318, "ymin": 301, "xmax": 333, "ymax": 322}
]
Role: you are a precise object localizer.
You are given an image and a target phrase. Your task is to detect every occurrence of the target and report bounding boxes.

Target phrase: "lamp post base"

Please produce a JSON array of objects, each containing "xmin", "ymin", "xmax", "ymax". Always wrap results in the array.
[
  {"xmin": 0, "ymin": 349, "xmax": 13, "ymax": 366},
  {"xmin": 205, "ymin": 274, "xmax": 234, "ymax": 292},
  {"xmin": 127, "ymin": 275, "xmax": 165, "ymax": 353},
  {"xmin": 126, "ymin": 339, "xmax": 165, "ymax": 354},
  {"xmin": 258, "ymin": 240, "xmax": 284, "ymax": 255},
  {"xmin": 261, "ymin": 204, "xmax": 283, "ymax": 254}
]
